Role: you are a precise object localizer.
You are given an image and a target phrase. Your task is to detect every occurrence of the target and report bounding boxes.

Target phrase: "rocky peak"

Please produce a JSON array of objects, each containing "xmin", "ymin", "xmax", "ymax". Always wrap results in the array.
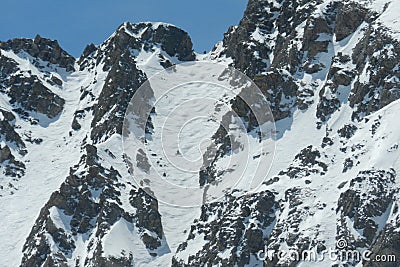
[
  {"xmin": 2, "ymin": 1, "xmax": 400, "ymax": 266},
  {"xmin": 213, "ymin": 0, "xmax": 400, "ymax": 125},
  {"xmin": 0, "ymin": 34, "xmax": 75, "ymax": 71},
  {"xmin": 123, "ymin": 22, "xmax": 196, "ymax": 61},
  {"xmin": 218, "ymin": 0, "xmax": 275, "ymax": 77},
  {"xmin": 76, "ymin": 21, "xmax": 197, "ymax": 144},
  {"xmin": 78, "ymin": 22, "xmax": 195, "ymax": 71}
]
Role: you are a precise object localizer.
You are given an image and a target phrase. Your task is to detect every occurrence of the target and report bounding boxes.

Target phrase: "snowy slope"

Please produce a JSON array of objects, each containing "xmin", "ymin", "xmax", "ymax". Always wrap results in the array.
[
  {"xmin": 1, "ymin": 0, "xmax": 400, "ymax": 266},
  {"xmin": 0, "ymin": 50, "xmax": 84, "ymax": 267}
]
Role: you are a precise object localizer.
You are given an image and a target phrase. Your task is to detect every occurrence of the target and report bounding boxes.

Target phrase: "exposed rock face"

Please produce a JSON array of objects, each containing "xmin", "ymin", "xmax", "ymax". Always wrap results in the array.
[
  {"xmin": 336, "ymin": 169, "xmax": 398, "ymax": 265},
  {"xmin": 193, "ymin": 0, "xmax": 400, "ymax": 266},
  {"xmin": 317, "ymin": 2, "xmax": 400, "ymax": 123},
  {"xmin": 0, "ymin": 52, "xmax": 19, "ymax": 84},
  {"xmin": 20, "ymin": 145, "xmax": 165, "ymax": 266},
  {"xmin": 75, "ymin": 22, "xmax": 195, "ymax": 143},
  {"xmin": 220, "ymin": 0, "xmax": 319, "ymax": 78},
  {"xmin": 199, "ymin": 114, "xmax": 233, "ymax": 187},
  {"xmin": 90, "ymin": 51, "xmax": 147, "ymax": 143},
  {"xmin": 8, "ymin": 75, "xmax": 65, "ymax": 119},
  {"xmin": 263, "ymin": 187, "xmax": 329, "ymax": 267},
  {"xmin": 350, "ymin": 28, "xmax": 400, "ymax": 121},
  {"xmin": 0, "ymin": 35, "xmax": 75, "ymax": 72},
  {"xmin": 0, "ymin": 108, "xmax": 26, "ymax": 192},
  {"xmin": 365, "ymin": 214, "xmax": 400, "ymax": 267},
  {"xmin": 0, "ymin": 143, "xmax": 25, "ymax": 179},
  {"xmin": 0, "ymin": 108, "xmax": 25, "ymax": 150},
  {"xmin": 212, "ymin": 0, "xmax": 400, "ymax": 127},
  {"xmin": 212, "ymin": 0, "xmax": 329, "ymax": 123},
  {"xmin": 1, "ymin": 38, "xmax": 67, "ymax": 121},
  {"xmin": 130, "ymin": 188, "xmax": 164, "ymax": 250},
  {"xmin": 279, "ymin": 145, "xmax": 328, "ymax": 179},
  {"xmin": 334, "ymin": 2, "xmax": 368, "ymax": 42},
  {"xmin": 146, "ymin": 23, "xmax": 195, "ymax": 61},
  {"xmin": 172, "ymin": 191, "xmax": 278, "ymax": 266},
  {"xmin": 1, "ymin": 1, "xmax": 400, "ymax": 266},
  {"xmin": 79, "ymin": 22, "xmax": 195, "ymax": 72},
  {"xmin": 0, "ymin": 144, "xmax": 11, "ymax": 163},
  {"xmin": 253, "ymin": 72, "xmax": 299, "ymax": 121}
]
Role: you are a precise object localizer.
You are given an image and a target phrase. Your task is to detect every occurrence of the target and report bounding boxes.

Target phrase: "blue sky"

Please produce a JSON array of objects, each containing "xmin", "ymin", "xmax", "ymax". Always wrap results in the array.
[{"xmin": 0, "ymin": 0, "xmax": 247, "ymax": 57}]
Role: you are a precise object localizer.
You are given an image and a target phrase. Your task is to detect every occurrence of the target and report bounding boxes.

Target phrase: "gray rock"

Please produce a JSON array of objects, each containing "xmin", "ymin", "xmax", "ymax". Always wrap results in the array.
[{"xmin": 0, "ymin": 35, "xmax": 75, "ymax": 72}]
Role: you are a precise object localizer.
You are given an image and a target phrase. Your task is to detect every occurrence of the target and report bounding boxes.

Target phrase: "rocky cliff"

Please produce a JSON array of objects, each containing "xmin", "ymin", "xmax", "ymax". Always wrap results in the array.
[{"xmin": 1, "ymin": 1, "xmax": 400, "ymax": 266}]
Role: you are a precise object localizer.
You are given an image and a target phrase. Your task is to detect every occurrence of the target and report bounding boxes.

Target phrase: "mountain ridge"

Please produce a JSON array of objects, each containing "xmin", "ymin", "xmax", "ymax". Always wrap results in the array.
[{"xmin": 1, "ymin": 0, "xmax": 400, "ymax": 266}]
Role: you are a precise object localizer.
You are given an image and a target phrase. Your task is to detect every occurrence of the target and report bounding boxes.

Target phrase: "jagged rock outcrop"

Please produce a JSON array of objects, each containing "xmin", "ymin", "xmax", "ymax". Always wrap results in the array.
[
  {"xmin": 90, "ymin": 51, "xmax": 147, "ymax": 143},
  {"xmin": 350, "ymin": 28, "xmax": 400, "ymax": 121},
  {"xmin": 75, "ymin": 22, "xmax": 195, "ymax": 143},
  {"xmin": 334, "ymin": 2, "xmax": 368, "ymax": 42},
  {"xmin": 79, "ymin": 22, "xmax": 195, "ymax": 72},
  {"xmin": 8, "ymin": 75, "xmax": 65, "ymax": 119},
  {"xmin": 212, "ymin": 0, "xmax": 400, "ymax": 127},
  {"xmin": 0, "ymin": 108, "xmax": 26, "ymax": 193},
  {"xmin": 0, "ymin": 143, "xmax": 25, "ymax": 179},
  {"xmin": 336, "ymin": 169, "xmax": 398, "ymax": 265},
  {"xmin": 195, "ymin": 1, "xmax": 400, "ymax": 266},
  {"xmin": 0, "ymin": 35, "xmax": 75, "ymax": 72},
  {"xmin": 172, "ymin": 191, "xmax": 278, "ymax": 266},
  {"xmin": 279, "ymin": 145, "xmax": 328, "ymax": 179},
  {"xmin": 1, "ymin": 38, "xmax": 68, "ymax": 121},
  {"xmin": 0, "ymin": 108, "xmax": 25, "ymax": 150},
  {"xmin": 365, "ymin": 212, "xmax": 400, "ymax": 267},
  {"xmin": 0, "ymin": 52, "xmax": 19, "ymax": 86},
  {"xmin": 1, "ymin": 1, "xmax": 400, "ymax": 266},
  {"xmin": 262, "ymin": 187, "xmax": 329, "ymax": 267},
  {"xmin": 20, "ymin": 145, "xmax": 165, "ymax": 266}
]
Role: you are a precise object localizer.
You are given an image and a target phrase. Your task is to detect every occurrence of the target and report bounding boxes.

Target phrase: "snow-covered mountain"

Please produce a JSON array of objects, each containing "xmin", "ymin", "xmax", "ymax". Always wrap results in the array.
[{"xmin": 1, "ymin": 0, "xmax": 400, "ymax": 266}]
